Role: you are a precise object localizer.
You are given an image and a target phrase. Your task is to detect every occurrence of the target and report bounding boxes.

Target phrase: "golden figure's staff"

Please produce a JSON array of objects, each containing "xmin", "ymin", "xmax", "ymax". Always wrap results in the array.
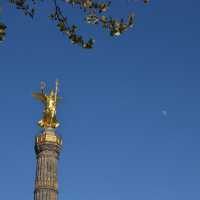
[{"xmin": 55, "ymin": 80, "xmax": 59, "ymax": 105}]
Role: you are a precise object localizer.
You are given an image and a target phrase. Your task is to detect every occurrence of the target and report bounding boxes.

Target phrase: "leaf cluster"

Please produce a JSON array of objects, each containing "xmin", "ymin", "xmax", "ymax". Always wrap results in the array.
[
  {"xmin": 0, "ymin": 22, "xmax": 6, "ymax": 41},
  {"xmin": 0, "ymin": 0, "xmax": 149, "ymax": 48}
]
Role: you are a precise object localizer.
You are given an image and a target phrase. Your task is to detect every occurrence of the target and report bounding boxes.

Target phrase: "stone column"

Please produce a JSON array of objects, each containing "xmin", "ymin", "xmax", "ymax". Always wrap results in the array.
[{"xmin": 34, "ymin": 128, "xmax": 62, "ymax": 200}]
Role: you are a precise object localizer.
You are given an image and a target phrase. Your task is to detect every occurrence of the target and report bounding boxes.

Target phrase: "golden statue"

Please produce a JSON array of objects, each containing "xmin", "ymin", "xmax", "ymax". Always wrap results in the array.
[{"xmin": 33, "ymin": 80, "xmax": 60, "ymax": 129}]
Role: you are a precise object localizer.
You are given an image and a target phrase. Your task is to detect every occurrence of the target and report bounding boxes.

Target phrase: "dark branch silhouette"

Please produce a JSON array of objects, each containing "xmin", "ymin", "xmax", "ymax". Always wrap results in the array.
[{"xmin": 0, "ymin": 0, "xmax": 150, "ymax": 48}]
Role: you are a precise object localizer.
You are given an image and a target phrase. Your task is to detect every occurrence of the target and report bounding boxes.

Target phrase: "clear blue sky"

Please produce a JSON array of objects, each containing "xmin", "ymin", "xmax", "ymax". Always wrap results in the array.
[{"xmin": 0, "ymin": 0, "xmax": 200, "ymax": 200}]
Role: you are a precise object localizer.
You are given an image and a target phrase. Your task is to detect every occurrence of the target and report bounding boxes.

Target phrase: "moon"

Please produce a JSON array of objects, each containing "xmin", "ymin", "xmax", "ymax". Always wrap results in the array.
[{"xmin": 162, "ymin": 110, "xmax": 167, "ymax": 117}]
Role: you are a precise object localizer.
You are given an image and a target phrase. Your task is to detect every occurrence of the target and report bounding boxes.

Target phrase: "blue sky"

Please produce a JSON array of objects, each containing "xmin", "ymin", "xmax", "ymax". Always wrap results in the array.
[{"xmin": 0, "ymin": 0, "xmax": 200, "ymax": 200}]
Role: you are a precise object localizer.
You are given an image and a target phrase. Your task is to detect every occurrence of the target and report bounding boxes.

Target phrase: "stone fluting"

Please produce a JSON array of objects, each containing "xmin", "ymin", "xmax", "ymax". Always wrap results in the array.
[{"xmin": 34, "ymin": 130, "xmax": 62, "ymax": 200}]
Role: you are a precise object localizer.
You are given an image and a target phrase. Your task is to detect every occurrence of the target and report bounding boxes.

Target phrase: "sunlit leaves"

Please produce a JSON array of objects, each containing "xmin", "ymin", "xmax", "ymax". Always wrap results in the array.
[
  {"xmin": 1, "ymin": 0, "xmax": 149, "ymax": 48},
  {"xmin": 85, "ymin": 13, "xmax": 134, "ymax": 36},
  {"xmin": 66, "ymin": 0, "xmax": 111, "ymax": 13},
  {"xmin": 49, "ymin": 6, "xmax": 95, "ymax": 49},
  {"xmin": 0, "ymin": 22, "xmax": 6, "ymax": 42},
  {"xmin": 85, "ymin": 14, "xmax": 99, "ymax": 24}
]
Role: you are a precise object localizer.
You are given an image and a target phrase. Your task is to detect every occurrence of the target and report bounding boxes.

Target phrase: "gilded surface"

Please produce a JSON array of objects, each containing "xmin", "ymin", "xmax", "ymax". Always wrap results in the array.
[
  {"xmin": 36, "ymin": 134, "xmax": 62, "ymax": 145},
  {"xmin": 33, "ymin": 80, "xmax": 61, "ymax": 129}
]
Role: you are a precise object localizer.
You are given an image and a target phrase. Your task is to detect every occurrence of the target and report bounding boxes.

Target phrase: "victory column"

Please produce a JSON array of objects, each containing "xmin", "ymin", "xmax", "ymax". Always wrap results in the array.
[{"xmin": 33, "ymin": 80, "xmax": 62, "ymax": 200}]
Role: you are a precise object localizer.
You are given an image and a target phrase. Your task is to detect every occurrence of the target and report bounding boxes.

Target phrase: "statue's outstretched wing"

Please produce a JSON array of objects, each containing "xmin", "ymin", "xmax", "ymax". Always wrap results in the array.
[{"xmin": 32, "ymin": 92, "xmax": 46, "ymax": 103}]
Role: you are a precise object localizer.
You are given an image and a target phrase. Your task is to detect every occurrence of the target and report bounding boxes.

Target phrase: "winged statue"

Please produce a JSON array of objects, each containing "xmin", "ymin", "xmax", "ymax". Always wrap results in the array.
[{"xmin": 32, "ymin": 80, "xmax": 61, "ymax": 129}]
